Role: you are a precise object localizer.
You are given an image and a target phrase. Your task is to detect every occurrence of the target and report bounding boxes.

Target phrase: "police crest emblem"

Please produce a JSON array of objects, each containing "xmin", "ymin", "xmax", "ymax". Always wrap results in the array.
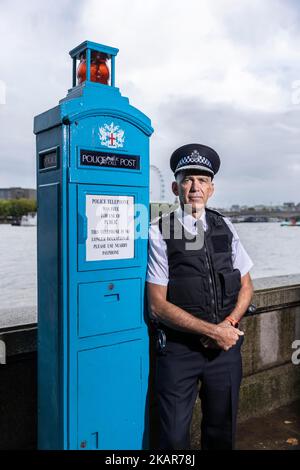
[{"xmin": 98, "ymin": 122, "xmax": 125, "ymax": 148}]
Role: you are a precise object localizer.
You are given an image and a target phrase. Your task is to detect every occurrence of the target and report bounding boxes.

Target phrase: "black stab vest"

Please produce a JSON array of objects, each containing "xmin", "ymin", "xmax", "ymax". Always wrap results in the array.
[{"xmin": 156, "ymin": 209, "xmax": 241, "ymax": 324}]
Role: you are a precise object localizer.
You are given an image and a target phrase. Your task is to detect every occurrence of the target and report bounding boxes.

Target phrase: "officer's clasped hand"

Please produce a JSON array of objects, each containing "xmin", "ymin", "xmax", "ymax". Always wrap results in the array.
[{"xmin": 213, "ymin": 321, "xmax": 244, "ymax": 351}]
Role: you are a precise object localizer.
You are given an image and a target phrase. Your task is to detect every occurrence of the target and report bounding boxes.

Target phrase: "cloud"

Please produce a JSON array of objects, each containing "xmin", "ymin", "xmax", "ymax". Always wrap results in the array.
[
  {"xmin": 79, "ymin": 0, "xmax": 300, "ymax": 112},
  {"xmin": 0, "ymin": 0, "xmax": 300, "ymax": 207},
  {"xmin": 150, "ymin": 95, "xmax": 300, "ymax": 206},
  {"xmin": 0, "ymin": 0, "xmax": 83, "ymax": 186}
]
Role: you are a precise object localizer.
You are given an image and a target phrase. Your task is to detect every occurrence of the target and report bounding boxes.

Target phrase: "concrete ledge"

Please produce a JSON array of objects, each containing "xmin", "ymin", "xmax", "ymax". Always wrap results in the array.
[
  {"xmin": 0, "ymin": 324, "xmax": 37, "ymax": 357},
  {"xmin": 253, "ymin": 285, "xmax": 300, "ymax": 313},
  {"xmin": 240, "ymin": 306, "xmax": 300, "ymax": 376}
]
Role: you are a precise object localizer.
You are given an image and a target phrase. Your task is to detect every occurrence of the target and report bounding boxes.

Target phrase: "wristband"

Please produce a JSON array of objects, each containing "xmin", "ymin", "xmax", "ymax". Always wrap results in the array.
[{"xmin": 225, "ymin": 316, "xmax": 239, "ymax": 328}]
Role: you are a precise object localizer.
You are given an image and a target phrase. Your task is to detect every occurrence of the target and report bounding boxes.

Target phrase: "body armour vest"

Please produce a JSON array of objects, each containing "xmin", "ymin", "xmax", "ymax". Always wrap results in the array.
[{"xmin": 157, "ymin": 208, "xmax": 241, "ymax": 324}]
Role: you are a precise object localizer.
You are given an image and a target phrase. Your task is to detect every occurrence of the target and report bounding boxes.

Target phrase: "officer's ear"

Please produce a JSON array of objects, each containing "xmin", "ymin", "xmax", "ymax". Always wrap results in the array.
[
  {"xmin": 172, "ymin": 181, "xmax": 179, "ymax": 196},
  {"xmin": 208, "ymin": 181, "xmax": 214, "ymax": 198}
]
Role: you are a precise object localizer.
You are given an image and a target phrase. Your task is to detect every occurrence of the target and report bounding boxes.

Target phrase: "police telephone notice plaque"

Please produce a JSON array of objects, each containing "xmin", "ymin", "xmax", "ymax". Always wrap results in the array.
[{"xmin": 85, "ymin": 194, "xmax": 135, "ymax": 261}]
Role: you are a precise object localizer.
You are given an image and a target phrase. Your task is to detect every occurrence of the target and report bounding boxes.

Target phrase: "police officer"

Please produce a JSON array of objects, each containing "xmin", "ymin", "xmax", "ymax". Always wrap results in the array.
[{"xmin": 147, "ymin": 143, "xmax": 254, "ymax": 450}]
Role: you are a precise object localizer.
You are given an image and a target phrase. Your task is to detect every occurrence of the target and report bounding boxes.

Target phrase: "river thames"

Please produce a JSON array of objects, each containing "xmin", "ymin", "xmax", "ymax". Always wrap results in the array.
[{"xmin": 0, "ymin": 222, "xmax": 299, "ymax": 327}]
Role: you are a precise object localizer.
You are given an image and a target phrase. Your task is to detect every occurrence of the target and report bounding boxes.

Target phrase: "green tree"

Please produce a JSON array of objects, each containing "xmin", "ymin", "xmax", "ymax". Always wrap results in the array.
[
  {"xmin": 0, "ymin": 199, "xmax": 11, "ymax": 217},
  {"xmin": 6, "ymin": 199, "xmax": 37, "ymax": 218}
]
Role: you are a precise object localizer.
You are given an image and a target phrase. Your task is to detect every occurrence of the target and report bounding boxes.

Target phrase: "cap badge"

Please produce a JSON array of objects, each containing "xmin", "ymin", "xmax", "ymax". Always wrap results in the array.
[{"xmin": 176, "ymin": 150, "xmax": 213, "ymax": 171}]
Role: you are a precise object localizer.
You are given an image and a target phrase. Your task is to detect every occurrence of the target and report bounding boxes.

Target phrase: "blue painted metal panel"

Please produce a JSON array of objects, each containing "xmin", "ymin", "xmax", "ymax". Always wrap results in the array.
[
  {"xmin": 35, "ymin": 41, "xmax": 153, "ymax": 450},
  {"xmin": 37, "ymin": 183, "xmax": 61, "ymax": 449},
  {"xmin": 77, "ymin": 340, "xmax": 144, "ymax": 450},
  {"xmin": 69, "ymin": 41, "xmax": 119, "ymax": 60}
]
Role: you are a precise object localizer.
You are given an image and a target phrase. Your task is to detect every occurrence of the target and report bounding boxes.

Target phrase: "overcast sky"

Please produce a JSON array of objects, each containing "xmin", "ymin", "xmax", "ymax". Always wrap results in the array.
[{"xmin": 1, "ymin": 0, "xmax": 300, "ymax": 207}]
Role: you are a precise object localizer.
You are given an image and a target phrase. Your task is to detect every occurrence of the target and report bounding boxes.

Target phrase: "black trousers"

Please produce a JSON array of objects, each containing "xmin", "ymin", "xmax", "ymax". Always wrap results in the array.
[{"xmin": 155, "ymin": 331, "xmax": 244, "ymax": 450}]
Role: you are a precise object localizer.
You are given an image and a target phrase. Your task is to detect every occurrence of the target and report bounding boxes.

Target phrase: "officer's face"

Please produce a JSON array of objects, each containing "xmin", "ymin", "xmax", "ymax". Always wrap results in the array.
[{"xmin": 172, "ymin": 171, "xmax": 214, "ymax": 215}]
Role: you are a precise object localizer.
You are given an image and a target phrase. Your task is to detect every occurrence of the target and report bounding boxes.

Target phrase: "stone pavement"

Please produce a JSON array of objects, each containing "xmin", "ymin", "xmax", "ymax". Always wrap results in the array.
[{"xmin": 236, "ymin": 400, "xmax": 300, "ymax": 450}]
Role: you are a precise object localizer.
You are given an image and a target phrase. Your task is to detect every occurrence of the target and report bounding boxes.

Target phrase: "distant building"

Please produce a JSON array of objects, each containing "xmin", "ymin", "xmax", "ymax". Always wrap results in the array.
[
  {"xmin": 0, "ymin": 187, "xmax": 36, "ymax": 200},
  {"xmin": 282, "ymin": 202, "xmax": 295, "ymax": 210}
]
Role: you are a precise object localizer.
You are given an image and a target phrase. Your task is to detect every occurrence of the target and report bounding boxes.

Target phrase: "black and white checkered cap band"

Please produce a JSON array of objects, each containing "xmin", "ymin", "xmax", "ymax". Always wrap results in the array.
[{"xmin": 175, "ymin": 152, "xmax": 213, "ymax": 174}]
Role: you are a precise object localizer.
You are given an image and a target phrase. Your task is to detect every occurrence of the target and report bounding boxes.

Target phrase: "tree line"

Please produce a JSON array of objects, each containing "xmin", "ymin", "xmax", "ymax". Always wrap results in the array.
[{"xmin": 0, "ymin": 199, "xmax": 37, "ymax": 219}]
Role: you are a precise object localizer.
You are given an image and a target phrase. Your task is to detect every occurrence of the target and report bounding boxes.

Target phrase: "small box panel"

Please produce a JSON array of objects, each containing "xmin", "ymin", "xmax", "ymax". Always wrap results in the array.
[{"xmin": 78, "ymin": 278, "xmax": 142, "ymax": 337}]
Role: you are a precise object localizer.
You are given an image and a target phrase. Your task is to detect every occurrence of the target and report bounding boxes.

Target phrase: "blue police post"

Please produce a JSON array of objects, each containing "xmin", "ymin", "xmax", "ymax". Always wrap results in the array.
[{"xmin": 34, "ymin": 41, "xmax": 153, "ymax": 450}]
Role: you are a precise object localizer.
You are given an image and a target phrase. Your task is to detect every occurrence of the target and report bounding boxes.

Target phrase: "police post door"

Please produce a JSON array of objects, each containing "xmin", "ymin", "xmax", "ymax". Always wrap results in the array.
[{"xmin": 34, "ymin": 41, "xmax": 153, "ymax": 450}]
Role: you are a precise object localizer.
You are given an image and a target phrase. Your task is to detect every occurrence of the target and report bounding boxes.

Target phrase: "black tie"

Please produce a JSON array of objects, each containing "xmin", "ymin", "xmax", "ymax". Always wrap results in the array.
[
  {"xmin": 194, "ymin": 218, "xmax": 204, "ymax": 234},
  {"xmin": 185, "ymin": 218, "xmax": 204, "ymax": 250}
]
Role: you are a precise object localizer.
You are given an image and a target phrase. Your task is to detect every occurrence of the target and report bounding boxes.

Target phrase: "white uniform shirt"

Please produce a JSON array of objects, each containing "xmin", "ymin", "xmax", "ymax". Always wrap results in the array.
[{"xmin": 146, "ymin": 207, "xmax": 253, "ymax": 286}]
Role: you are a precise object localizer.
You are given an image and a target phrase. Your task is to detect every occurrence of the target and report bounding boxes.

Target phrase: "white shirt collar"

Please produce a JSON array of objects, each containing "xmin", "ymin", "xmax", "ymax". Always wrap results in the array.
[{"xmin": 174, "ymin": 206, "xmax": 207, "ymax": 233}]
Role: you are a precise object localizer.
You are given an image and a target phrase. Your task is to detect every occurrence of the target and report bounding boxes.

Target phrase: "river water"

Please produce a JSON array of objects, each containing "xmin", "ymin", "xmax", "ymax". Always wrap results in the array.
[{"xmin": 0, "ymin": 222, "xmax": 300, "ymax": 327}]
